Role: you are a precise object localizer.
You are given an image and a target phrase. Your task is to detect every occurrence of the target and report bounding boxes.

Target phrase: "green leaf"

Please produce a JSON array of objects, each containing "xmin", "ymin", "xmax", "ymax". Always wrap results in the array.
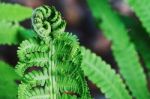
[
  {"xmin": 0, "ymin": 21, "xmax": 35, "ymax": 45},
  {"xmin": 125, "ymin": 0, "xmax": 150, "ymax": 35},
  {"xmin": 18, "ymin": 27, "xmax": 36, "ymax": 41},
  {"xmin": 121, "ymin": 16, "xmax": 150, "ymax": 71},
  {"xmin": 81, "ymin": 47, "xmax": 131, "ymax": 99},
  {"xmin": 0, "ymin": 21, "xmax": 20, "ymax": 45},
  {"xmin": 0, "ymin": 60, "xmax": 19, "ymax": 99},
  {"xmin": 0, "ymin": 3, "xmax": 32, "ymax": 21},
  {"xmin": 87, "ymin": 0, "xmax": 150, "ymax": 99}
]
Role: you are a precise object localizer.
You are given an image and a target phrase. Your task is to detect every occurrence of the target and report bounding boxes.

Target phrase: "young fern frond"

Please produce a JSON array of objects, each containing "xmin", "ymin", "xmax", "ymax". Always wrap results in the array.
[
  {"xmin": 0, "ymin": 3, "xmax": 32, "ymax": 21},
  {"xmin": 125, "ymin": 0, "xmax": 150, "ymax": 35},
  {"xmin": 0, "ymin": 60, "xmax": 19, "ymax": 99},
  {"xmin": 16, "ymin": 5, "xmax": 91, "ymax": 99},
  {"xmin": 87, "ymin": 0, "xmax": 150, "ymax": 99},
  {"xmin": 81, "ymin": 47, "xmax": 132, "ymax": 99}
]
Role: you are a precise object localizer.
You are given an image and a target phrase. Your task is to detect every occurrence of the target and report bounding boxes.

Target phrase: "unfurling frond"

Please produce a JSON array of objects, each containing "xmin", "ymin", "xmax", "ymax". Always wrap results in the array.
[
  {"xmin": 16, "ymin": 5, "xmax": 91, "ymax": 99},
  {"xmin": 31, "ymin": 6, "xmax": 66, "ymax": 39}
]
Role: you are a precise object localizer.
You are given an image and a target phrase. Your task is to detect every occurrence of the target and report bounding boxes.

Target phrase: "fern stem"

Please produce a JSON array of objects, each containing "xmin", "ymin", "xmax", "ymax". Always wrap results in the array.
[{"xmin": 48, "ymin": 42, "xmax": 57, "ymax": 99}]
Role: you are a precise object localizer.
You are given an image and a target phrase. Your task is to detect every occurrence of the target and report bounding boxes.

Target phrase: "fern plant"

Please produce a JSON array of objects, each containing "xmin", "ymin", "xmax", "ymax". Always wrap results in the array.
[
  {"xmin": 0, "ymin": 3, "xmax": 133, "ymax": 99},
  {"xmin": 16, "ymin": 5, "xmax": 91, "ymax": 99},
  {"xmin": 1, "ymin": 1, "xmax": 150, "ymax": 99}
]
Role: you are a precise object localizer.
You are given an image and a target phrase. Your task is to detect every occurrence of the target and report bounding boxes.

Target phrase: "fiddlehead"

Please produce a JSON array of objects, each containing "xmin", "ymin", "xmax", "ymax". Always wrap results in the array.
[
  {"xmin": 32, "ymin": 6, "xmax": 66, "ymax": 39},
  {"xmin": 16, "ymin": 5, "xmax": 91, "ymax": 99}
]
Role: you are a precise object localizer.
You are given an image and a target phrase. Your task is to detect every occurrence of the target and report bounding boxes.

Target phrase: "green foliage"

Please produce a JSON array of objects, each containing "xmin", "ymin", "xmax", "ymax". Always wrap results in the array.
[
  {"xmin": 0, "ymin": 21, "xmax": 20, "ymax": 45},
  {"xmin": 0, "ymin": 21, "xmax": 35, "ymax": 45},
  {"xmin": 18, "ymin": 27, "xmax": 36, "ymax": 41},
  {"xmin": 125, "ymin": 0, "xmax": 150, "ymax": 35},
  {"xmin": 121, "ymin": 16, "xmax": 150, "ymax": 71},
  {"xmin": 0, "ymin": 3, "xmax": 32, "ymax": 21},
  {"xmin": 0, "ymin": 60, "xmax": 19, "ymax": 99},
  {"xmin": 87, "ymin": 0, "xmax": 150, "ymax": 99},
  {"xmin": 0, "ymin": 3, "xmax": 33, "ymax": 45},
  {"xmin": 1, "ymin": 1, "xmax": 150, "ymax": 99},
  {"xmin": 81, "ymin": 47, "xmax": 131, "ymax": 99},
  {"xmin": 16, "ymin": 5, "xmax": 91, "ymax": 99},
  {"xmin": 0, "ymin": 2, "xmax": 39, "ymax": 99},
  {"xmin": 0, "ymin": 2, "xmax": 33, "ymax": 45}
]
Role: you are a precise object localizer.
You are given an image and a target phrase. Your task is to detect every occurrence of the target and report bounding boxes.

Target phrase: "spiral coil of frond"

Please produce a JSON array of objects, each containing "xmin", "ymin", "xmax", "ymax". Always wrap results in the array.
[
  {"xmin": 32, "ymin": 6, "xmax": 66, "ymax": 39},
  {"xmin": 16, "ymin": 5, "xmax": 91, "ymax": 99}
]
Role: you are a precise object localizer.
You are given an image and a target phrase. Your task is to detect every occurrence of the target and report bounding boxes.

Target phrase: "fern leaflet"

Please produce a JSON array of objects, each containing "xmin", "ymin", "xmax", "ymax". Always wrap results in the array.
[
  {"xmin": 0, "ymin": 3, "xmax": 32, "ymax": 21},
  {"xmin": 81, "ymin": 47, "xmax": 131, "ymax": 99},
  {"xmin": 0, "ymin": 21, "xmax": 20, "ymax": 45},
  {"xmin": 0, "ymin": 60, "xmax": 19, "ymax": 99},
  {"xmin": 121, "ymin": 16, "xmax": 150, "ymax": 71},
  {"xmin": 125, "ymin": 0, "xmax": 150, "ymax": 35},
  {"xmin": 87, "ymin": 0, "xmax": 150, "ymax": 99}
]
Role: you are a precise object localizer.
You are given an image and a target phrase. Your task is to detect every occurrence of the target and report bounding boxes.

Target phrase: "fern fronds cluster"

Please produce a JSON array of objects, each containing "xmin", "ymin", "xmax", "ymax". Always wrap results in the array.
[
  {"xmin": 16, "ymin": 5, "xmax": 91, "ymax": 99},
  {"xmin": 87, "ymin": 0, "xmax": 150, "ymax": 99}
]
